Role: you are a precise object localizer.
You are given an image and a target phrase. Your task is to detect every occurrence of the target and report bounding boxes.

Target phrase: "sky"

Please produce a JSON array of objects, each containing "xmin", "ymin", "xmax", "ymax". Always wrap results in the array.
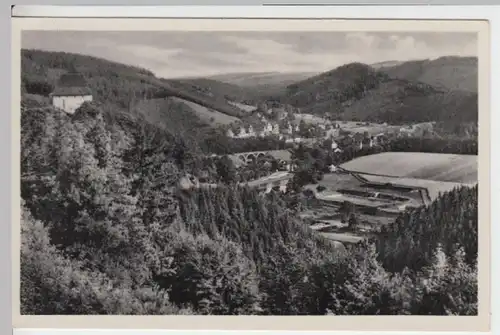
[{"xmin": 22, "ymin": 31, "xmax": 477, "ymax": 78}]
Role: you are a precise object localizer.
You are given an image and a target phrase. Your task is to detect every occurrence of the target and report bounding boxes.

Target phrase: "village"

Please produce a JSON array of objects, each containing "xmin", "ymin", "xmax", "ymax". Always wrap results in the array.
[{"xmin": 45, "ymin": 70, "xmax": 447, "ymax": 247}]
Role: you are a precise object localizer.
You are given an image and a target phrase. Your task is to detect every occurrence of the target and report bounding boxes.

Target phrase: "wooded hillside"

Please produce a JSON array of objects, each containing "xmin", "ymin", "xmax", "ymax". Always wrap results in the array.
[
  {"xmin": 20, "ymin": 50, "xmax": 478, "ymax": 316},
  {"xmin": 279, "ymin": 58, "xmax": 478, "ymax": 125},
  {"xmin": 21, "ymin": 101, "xmax": 478, "ymax": 315}
]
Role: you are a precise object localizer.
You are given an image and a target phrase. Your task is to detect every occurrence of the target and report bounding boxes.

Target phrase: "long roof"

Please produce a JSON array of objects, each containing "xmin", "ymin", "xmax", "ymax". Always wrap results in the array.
[{"xmin": 51, "ymin": 72, "xmax": 92, "ymax": 97}]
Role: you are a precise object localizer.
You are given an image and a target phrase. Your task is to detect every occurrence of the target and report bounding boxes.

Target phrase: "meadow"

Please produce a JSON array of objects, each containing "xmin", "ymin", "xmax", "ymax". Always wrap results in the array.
[
  {"xmin": 170, "ymin": 97, "xmax": 240, "ymax": 125},
  {"xmin": 340, "ymin": 152, "xmax": 478, "ymax": 183}
]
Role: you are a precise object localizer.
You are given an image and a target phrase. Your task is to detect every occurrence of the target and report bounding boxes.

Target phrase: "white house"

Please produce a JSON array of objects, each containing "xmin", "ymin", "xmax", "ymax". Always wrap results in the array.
[
  {"xmin": 272, "ymin": 123, "xmax": 280, "ymax": 135},
  {"xmin": 284, "ymin": 123, "xmax": 293, "ymax": 134},
  {"xmin": 238, "ymin": 126, "xmax": 247, "ymax": 138},
  {"xmin": 247, "ymin": 125, "xmax": 255, "ymax": 136},
  {"xmin": 51, "ymin": 72, "xmax": 93, "ymax": 115},
  {"xmin": 264, "ymin": 122, "xmax": 273, "ymax": 133},
  {"xmin": 325, "ymin": 128, "xmax": 340, "ymax": 139}
]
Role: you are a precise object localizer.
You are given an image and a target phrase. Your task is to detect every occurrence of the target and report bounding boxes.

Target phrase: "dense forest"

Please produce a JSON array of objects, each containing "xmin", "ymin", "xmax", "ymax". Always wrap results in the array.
[
  {"xmin": 20, "ymin": 49, "xmax": 478, "ymax": 316},
  {"xmin": 279, "ymin": 62, "xmax": 478, "ymax": 125},
  {"xmin": 21, "ymin": 101, "xmax": 478, "ymax": 315}
]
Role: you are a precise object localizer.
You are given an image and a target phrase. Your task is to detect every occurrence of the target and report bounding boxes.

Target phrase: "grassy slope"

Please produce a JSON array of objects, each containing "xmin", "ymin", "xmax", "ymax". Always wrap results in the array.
[
  {"xmin": 21, "ymin": 49, "xmax": 245, "ymax": 151},
  {"xmin": 132, "ymin": 97, "xmax": 209, "ymax": 133},
  {"xmin": 166, "ymin": 77, "xmax": 256, "ymax": 103},
  {"xmin": 169, "ymin": 97, "xmax": 240, "ymax": 126},
  {"xmin": 21, "ymin": 49, "xmax": 248, "ymax": 119},
  {"xmin": 340, "ymin": 152, "xmax": 478, "ymax": 183}
]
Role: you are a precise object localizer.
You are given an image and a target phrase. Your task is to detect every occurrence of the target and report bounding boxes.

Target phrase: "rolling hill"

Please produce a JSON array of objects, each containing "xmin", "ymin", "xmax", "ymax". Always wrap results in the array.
[
  {"xmin": 377, "ymin": 56, "xmax": 478, "ymax": 93},
  {"xmin": 285, "ymin": 63, "xmax": 389, "ymax": 109},
  {"xmin": 280, "ymin": 60, "xmax": 478, "ymax": 124},
  {"xmin": 21, "ymin": 49, "xmax": 249, "ymax": 120},
  {"xmin": 165, "ymin": 77, "xmax": 257, "ymax": 104},
  {"xmin": 131, "ymin": 97, "xmax": 209, "ymax": 136},
  {"xmin": 22, "ymin": 49, "xmax": 479, "ymax": 129},
  {"xmin": 338, "ymin": 79, "xmax": 478, "ymax": 124}
]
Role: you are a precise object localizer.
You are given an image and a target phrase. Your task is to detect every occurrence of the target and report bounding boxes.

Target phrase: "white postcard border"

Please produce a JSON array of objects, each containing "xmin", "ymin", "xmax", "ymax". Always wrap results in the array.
[{"xmin": 11, "ymin": 5, "xmax": 495, "ymax": 334}]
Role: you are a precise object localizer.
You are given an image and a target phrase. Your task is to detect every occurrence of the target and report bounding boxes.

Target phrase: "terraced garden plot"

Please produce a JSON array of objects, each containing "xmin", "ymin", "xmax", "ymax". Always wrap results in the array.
[
  {"xmin": 359, "ymin": 174, "xmax": 471, "ymax": 200},
  {"xmin": 304, "ymin": 173, "xmax": 361, "ymax": 193}
]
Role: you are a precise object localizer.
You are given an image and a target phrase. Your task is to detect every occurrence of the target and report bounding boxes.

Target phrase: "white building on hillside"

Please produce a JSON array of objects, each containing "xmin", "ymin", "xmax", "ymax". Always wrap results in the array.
[
  {"xmin": 272, "ymin": 123, "xmax": 280, "ymax": 135},
  {"xmin": 51, "ymin": 72, "xmax": 93, "ymax": 115}
]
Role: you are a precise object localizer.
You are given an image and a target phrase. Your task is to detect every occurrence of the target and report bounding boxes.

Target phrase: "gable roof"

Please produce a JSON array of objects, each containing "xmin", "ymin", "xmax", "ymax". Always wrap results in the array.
[
  {"xmin": 51, "ymin": 86, "xmax": 93, "ymax": 96},
  {"xmin": 51, "ymin": 72, "xmax": 92, "ymax": 97}
]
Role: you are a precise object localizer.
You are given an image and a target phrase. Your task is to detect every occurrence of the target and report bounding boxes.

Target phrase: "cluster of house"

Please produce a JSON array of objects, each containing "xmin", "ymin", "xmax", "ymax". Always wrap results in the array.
[
  {"xmin": 45, "ymin": 72, "xmax": 399, "ymax": 162},
  {"xmin": 225, "ymin": 120, "xmax": 281, "ymax": 139},
  {"xmin": 226, "ymin": 111, "xmax": 342, "ymax": 144}
]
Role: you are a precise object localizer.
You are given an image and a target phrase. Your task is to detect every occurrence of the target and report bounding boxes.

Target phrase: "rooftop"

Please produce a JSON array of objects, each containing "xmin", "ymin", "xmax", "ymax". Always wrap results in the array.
[{"xmin": 51, "ymin": 72, "xmax": 92, "ymax": 97}]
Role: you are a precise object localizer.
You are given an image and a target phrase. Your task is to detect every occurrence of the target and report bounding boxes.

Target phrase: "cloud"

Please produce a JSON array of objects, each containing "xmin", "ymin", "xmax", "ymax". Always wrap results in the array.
[{"xmin": 21, "ymin": 30, "xmax": 477, "ymax": 78}]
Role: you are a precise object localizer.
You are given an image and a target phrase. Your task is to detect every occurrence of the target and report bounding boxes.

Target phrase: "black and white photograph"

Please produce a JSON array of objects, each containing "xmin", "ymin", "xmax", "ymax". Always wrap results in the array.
[{"xmin": 15, "ymin": 18, "xmax": 487, "ymax": 326}]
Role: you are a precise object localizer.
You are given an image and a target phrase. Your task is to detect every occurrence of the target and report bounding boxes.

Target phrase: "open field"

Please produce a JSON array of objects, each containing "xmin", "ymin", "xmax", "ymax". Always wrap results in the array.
[
  {"xmin": 341, "ymin": 152, "xmax": 478, "ymax": 183},
  {"xmin": 171, "ymin": 97, "xmax": 240, "ymax": 125}
]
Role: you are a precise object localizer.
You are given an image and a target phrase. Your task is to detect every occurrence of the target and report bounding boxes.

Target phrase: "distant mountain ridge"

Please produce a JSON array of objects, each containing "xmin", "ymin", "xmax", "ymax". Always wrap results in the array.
[
  {"xmin": 206, "ymin": 71, "xmax": 319, "ymax": 88},
  {"xmin": 21, "ymin": 49, "xmax": 478, "ymax": 128},
  {"xmin": 370, "ymin": 60, "xmax": 405, "ymax": 69}
]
